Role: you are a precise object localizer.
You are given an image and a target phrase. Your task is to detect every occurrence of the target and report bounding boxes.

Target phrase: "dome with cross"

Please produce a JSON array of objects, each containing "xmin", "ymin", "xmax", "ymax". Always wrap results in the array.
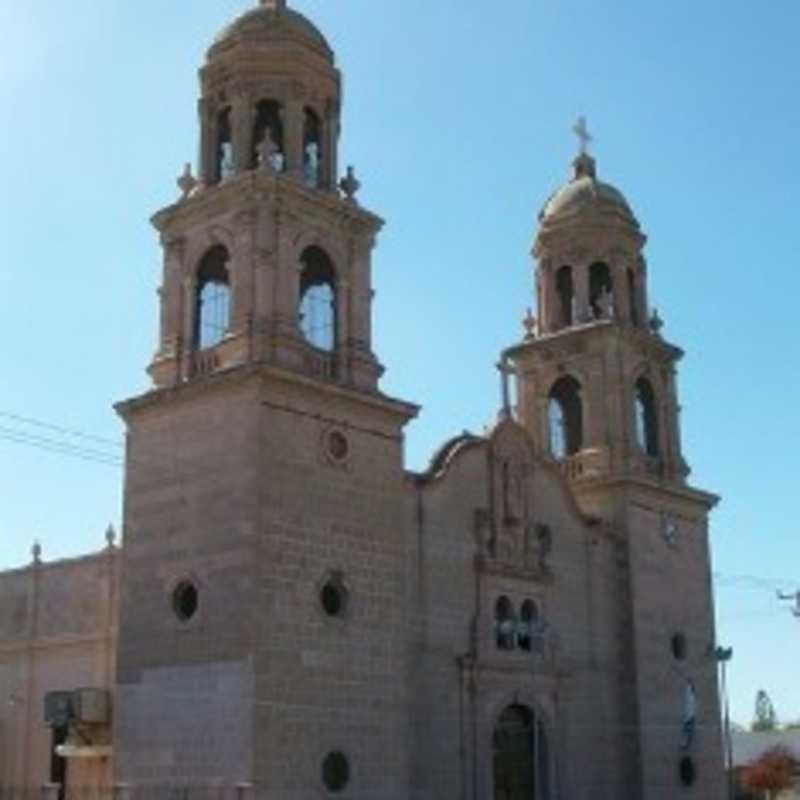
[
  {"xmin": 539, "ymin": 119, "xmax": 639, "ymax": 229},
  {"xmin": 209, "ymin": 0, "xmax": 333, "ymax": 62},
  {"xmin": 539, "ymin": 152, "xmax": 638, "ymax": 228}
]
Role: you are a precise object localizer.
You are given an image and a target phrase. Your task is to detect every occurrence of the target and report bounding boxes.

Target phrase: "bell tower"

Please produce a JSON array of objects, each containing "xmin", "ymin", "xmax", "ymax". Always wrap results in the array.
[
  {"xmin": 149, "ymin": 0, "xmax": 382, "ymax": 393},
  {"xmin": 505, "ymin": 125, "xmax": 726, "ymax": 798},
  {"xmin": 114, "ymin": 2, "xmax": 417, "ymax": 796}
]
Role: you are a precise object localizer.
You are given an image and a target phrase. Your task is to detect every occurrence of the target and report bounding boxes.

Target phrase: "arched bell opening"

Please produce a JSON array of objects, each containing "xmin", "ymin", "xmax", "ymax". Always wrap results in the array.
[
  {"xmin": 548, "ymin": 376, "xmax": 583, "ymax": 459},
  {"xmin": 634, "ymin": 377, "xmax": 659, "ymax": 457},
  {"xmin": 493, "ymin": 704, "xmax": 551, "ymax": 800},
  {"xmin": 517, "ymin": 599, "xmax": 539, "ymax": 652},
  {"xmin": 215, "ymin": 108, "xmax": 234, "ymax": 183},
  {"xmin": 494, "ymin": 596, "xmax": 516, "ymax": 651},
  {"xmin": 299, "ymin": 246, "xmax": 337, "ymax": 352},
  {"xmin": 252, "ymin": 99, "xmax": 285, "ymax": 172},
  {"xmin": 589, "ymin": 261, "xmax": 613, "ymax": 319},
  {"xmin": 194, "ymin": 246, "xmax": 231, "ymax": 350},
  {"xmin": 555, "ymin": 266, "xmax": 574, "ymax": 329},
  {"xmin": 303, "ymin": 108, "xmax": 322, "ymax": 188}
]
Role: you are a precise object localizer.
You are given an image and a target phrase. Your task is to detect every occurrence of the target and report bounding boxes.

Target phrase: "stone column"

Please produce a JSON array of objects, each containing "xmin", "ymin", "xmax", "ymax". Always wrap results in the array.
[
  {"xmin": 198, "ymin": 98, "xmax": 213, "ymax": 186},
  {"xmin": 231, "ymin": 209, "xmax": 257, "ymax": 336},
  {"xmin": 283, "ymin": 100, "xmax": 305, "ymax": 180},
  {"xmin": 541, "ymin": 258, "xmax": 558, "ymax": 333},
  {"xmin": 233, "ymin": 91, "xmax": 254, "ymax": 174},
  {"xmin": 614, "ymin": 261, "xmax": 631, "ymax": 324},
  {"xmin": 161, "ymin": 237, "xmax": 186, "ymax": 355},
  {"xmin": 574, "ymin": 261, "xmax": 590, "ymax": 323},
  {"xmin": 322, "ymin": 108, "xmax": 339, "ymax": 191},
  {"xmin": 638, "ymin": 257, "xmax": 649, "ymax": 322}
]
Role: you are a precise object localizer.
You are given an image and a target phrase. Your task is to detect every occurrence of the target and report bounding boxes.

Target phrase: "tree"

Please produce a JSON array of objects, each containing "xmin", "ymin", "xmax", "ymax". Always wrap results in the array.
[
  {"xmin": 752, "ymin": 690, "xmax": 778, "ymax": 732},
  {"xmin": 740, "ymin": 746, "xmax": 797, "ymax": 800}
]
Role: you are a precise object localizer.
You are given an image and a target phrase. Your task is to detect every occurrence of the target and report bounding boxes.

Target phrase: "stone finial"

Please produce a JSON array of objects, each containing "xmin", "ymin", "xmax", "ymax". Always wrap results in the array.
[
  {"xmin": 105, "ymin": 524, "xmax": 117, "ymax": 549},
  {"xmin": 522, "ymin": 308, "xmax": 538, "ymax": 340},
  {"xmin": 32, "ymin": 540, "xmax": 42, "ymax": 564},
  {"xmin": 339, "ymin": 166, "xmax": 361, "ymax": 203},
  {"xmin": 260, "ymin": 0, "xmax": 288, "ymax": 10},
  {"xmin": 649, "ymin": 308, "xmax": 664, "ymax": 336},
  {"xmin": 177, "ymin": 163, "xmax": 198, "ymax": 201}
]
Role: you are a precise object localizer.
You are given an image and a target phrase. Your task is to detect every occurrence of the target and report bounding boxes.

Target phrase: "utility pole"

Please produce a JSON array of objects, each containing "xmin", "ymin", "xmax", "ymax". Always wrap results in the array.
[
  {"xmin": 777, "ymin": 591, "xmax": 800, "ymax": 617},
  {"xmin": 715, "ymin": 646, "xmax": 734, "ymax": 800}
]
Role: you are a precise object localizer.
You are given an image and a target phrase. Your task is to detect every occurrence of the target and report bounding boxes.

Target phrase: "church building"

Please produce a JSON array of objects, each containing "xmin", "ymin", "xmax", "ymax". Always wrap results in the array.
[{"xmin": 0, "ymin": 1, "xmax": 726, "ymax": 798}]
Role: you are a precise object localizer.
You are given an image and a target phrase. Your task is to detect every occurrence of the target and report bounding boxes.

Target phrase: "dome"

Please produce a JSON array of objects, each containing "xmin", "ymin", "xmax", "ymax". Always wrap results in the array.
[
  {"xmin": 539, "ymin": 153, "xmax": 638, "ymax": 227},
  {"xmin": 209, "ymin": 2, "xmax": 333, "ymax": 62}
]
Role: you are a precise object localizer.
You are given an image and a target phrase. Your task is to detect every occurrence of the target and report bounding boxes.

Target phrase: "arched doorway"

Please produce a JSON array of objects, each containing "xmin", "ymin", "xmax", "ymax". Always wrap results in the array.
[{"xmin": 493, "ymin": 704, "xmax": 550, "ymax": 800}]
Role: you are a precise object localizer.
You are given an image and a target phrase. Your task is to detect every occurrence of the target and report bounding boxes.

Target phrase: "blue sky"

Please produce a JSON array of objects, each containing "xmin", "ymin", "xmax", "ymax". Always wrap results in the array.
[{"xmin": 1, "ymin": 0, "xmax": 798, "ymax": 727}]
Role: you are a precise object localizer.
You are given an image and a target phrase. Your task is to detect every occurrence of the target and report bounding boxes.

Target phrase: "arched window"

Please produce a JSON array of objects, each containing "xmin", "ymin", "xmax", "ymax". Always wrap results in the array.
[
  {"xmin": 555, "ymin": 266, "xmax": 574, "ymax": 328},
  {"xmin": 627, "ymin": 268, "xmax": 639, "ymax": 327},
  {"xmin": 303, "ymin": 108, "xmax": 322, "ymax": 188},
  {"xmin": 299, "ymin": 246, "xmax": 336, "ymax": 351},
  {"xmin": 548, "ymin": 376, "xmax": 583, "ymax": 459},
  {"xmin": 194, "ymin": 246, "xmax": 231, "ymax": 350},
  {"xmin": 589, "ymin": 262, "xmax": 613, "ymax": 319},
  {"xmin": 252, "ymin": 99, "xmax": 284, "ymax": 171},
  {"xmin": 517, "ymin": 600, "xmax": 538, "ymax": 652},
  {"xmin": 495, "ymin": 596, "xmax": 515, "ymax": 651},
  {"xmin": 634, "ymin": 377, "xmax": 659, "ymax": 457},
  {"xmin": 216, "ymin": 108, "xmax": 234, "ymax": 182}
]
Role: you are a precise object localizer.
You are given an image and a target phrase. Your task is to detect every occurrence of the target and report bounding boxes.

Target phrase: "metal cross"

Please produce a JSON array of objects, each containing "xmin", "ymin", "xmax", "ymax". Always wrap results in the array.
[{"xmin": 573, "ymin": 116, "xmax": 593, "ymax": 155}]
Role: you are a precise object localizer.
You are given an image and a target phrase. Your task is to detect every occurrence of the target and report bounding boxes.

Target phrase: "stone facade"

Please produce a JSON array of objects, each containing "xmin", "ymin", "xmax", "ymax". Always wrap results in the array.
[
  {"xmin": 0, "ymin": 2, "xmax": 726, "ymax": 799},
  {"xmin": 0, "ymin": 544, "xmax": 118, "ymax": 794}
]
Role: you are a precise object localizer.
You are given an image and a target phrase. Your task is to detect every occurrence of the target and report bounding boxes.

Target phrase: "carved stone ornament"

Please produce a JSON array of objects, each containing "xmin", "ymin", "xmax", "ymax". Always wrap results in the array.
[
  {"xmin": 177, "ymin": 163, "xmax": 198, "ymax": 201},
  {"xmin": 523, "ymin": 308, "xmax": 538, "ymax": 340},
  {"xmin": 339, "ymin": 166, "xmax": 361, "ymax": 203}
]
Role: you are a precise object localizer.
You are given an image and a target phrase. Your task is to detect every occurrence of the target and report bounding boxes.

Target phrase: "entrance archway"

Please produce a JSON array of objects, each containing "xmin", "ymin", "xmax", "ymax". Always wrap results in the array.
[{"xmin": 493, "ymin": 704, "xmax": 550, "ymax": 800}]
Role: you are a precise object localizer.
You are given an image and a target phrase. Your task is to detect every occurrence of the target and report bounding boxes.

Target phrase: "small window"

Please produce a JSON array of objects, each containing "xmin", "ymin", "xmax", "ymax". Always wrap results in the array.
[
  {"xmin": 634, "ymin": 377, "xmax": 659, "ymax": 457},
  {"xmin": 327, "ymin": 431, "xmax": 349, "ymax": 462},
  {"xmin": 671, "ymin": 633, "xmax": 687, "ymax": 661},
  {"xmin": 172, "ymin": 581, "xmax": 198, "ymax": 622},
  {"xmin": 320, "ymin": 576, "xmax": 348, "ymax": 618},
  {"xmin": 322, "ymin": 752, "xmax": 350, "ymax": 793},
  {"xmin": 679, "ymin": 756, "xmax": 696, "ymax": 787},
  {"xmin": 495, "ymin": 596, "xmax": 516, "ymax": 651},
  {"xmin": 548, "ymin": 376, "xmax": 583, "ymax": 459},
  {"xmin": 299, "ymin": 246, "xmax": 336, "ymax": 351},
  {"xmin": 195, "ymin": 246, "xmax": 231, "ymax": 350},
  {"xmin": 517, "ymin": 600, "xmax": 538, "ymax": 652}
]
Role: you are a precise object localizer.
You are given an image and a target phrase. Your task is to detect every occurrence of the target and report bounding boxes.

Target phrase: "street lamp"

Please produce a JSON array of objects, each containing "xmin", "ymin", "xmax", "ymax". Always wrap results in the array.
[{"xmin": 715, "ymin": 646, "xmax": 734, "ymax": 800}]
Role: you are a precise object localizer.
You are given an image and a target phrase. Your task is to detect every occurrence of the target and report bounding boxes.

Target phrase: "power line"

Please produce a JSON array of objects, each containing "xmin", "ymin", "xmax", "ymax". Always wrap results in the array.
[
  {"xmin": 0, "ymin": 426, "xmax": 123, "ymax": 468},
  {"xmin": 0, "ymin": 410, "xmax": 124, "ymax": 449}
]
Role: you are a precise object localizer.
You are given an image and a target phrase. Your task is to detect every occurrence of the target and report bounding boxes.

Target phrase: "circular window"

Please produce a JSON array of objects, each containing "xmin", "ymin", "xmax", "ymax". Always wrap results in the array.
[
  {"xmin": 671, "ymin": 633, "xmax": 687, "ymax": 661},
  {"xmin": 679, "ymin": 756, "xmax": 696, "ymax": 786},
  {"xmin": 322, "ymin": 751, "xmax": 350, "ymax": 793},
  {"xmin": 172, "ymin": 581, "xmax": 198, "ymax": 622},
  {"xmin": 321, "ymin": 580, "xmax": 347, "ymax": 617},
  {"xmin": 328, "ymin": 431, "xmax": 349, "ymax": 462}
]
